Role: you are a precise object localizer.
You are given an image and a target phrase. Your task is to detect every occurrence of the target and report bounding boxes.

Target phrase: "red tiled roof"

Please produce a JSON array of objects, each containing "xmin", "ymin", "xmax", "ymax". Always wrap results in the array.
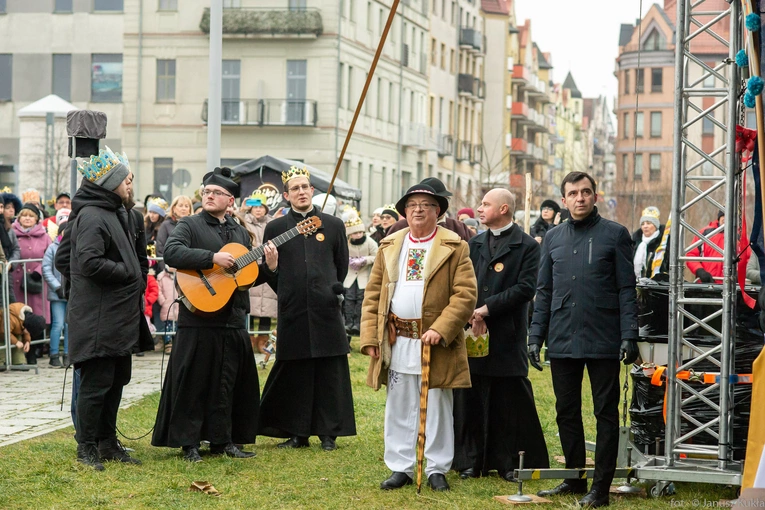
[{"xmin": 481, "ymin": 0, "xmax": 509, "ymax": 15}]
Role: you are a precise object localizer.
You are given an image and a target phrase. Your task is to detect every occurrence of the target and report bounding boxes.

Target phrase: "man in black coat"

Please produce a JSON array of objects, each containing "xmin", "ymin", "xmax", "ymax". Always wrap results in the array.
[
  {"xmin": 453, "ymin": 188, "xmax": 549, "ymax": 481},
  {"xmin": 530, "ymin": 172, "xmax": 639, "ymax": 508},
  {"xmin": 152, "ymin": 167, "xmax": 277, "ymax": 462},
  {"xmin": 65, "ymin": 150, "xmax": 154, "ymax": 471},
  {"xmin": 258, "ymin": 167, "xmax": 356, "ymax": 451}
]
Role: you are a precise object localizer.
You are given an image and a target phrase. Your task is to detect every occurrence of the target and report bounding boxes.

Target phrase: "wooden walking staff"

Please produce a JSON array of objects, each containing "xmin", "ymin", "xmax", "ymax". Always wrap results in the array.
[
  {"xmin": 416, "ymin": 342, "xmax": 432, "ymax": 494},
  {"xmin": 740, "ymin": 0, "xmax": 765, "ymax": 240},
  {"xmin": 321, "ymin": 0, "xmax": 401, "ymax": 211},
  {"xmin": 524, "ymin": 173, "xmax": 532, "ymax": 235}
]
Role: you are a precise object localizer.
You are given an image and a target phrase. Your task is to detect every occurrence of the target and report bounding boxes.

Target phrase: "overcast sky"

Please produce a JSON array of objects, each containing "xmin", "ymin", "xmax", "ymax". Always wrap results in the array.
[{"xmin": 515, "ymin": 0, "xmax": 655, "ymax": 106}]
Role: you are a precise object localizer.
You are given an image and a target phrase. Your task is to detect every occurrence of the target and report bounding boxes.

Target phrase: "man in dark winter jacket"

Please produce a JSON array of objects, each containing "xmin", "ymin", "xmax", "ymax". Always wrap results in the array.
[
  {"xmin": 152, "ymin": 167, "xmax": 277, "ymax": 462},
  {"xmin": 65, "ymin": 148, "xmax": 154, "ymax": 471},
  {"xmin": 258, "ymin": 166, "xmax": 356, "ymax": 451},
  {"xmin": 529, "ymin": 171, "xmax": 639, "ymax": 508},
  {"xmin": 530, "ymin": 199, "xmax": 561, "ymax": 243}
]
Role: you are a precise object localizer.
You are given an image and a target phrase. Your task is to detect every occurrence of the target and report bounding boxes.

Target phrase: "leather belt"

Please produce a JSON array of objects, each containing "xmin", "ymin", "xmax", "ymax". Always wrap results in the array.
[{"xmin": 387, "ymin": 312, "xmax": 422, "ymax": 345}]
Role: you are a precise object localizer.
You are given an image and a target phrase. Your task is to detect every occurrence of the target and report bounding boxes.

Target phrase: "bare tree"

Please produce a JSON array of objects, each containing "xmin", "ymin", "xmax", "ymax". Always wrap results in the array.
[{"xmin": 24, "ymin": 123, "xmax": 71, "ymax": 205}]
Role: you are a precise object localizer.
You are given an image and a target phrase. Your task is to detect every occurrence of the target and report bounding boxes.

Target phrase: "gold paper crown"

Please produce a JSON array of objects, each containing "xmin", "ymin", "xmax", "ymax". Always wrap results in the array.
[
  {"xmin": 344, "ymin": 216, "xmax": 364, "ymax": 228},
  {"xmin": 21, "ymin": 189, "xmax": 41, "ymax": 204},
  {"xmin": 281, "ymin": 165, "xmax": 311, "ymax": 185},
  {"xmin": 147, "ymin": 197, "xmax": 169, "ymax": 210},
  {"xmin": 0, "ymin": 186, "xmax": 12, "ymax": 193},
  {"xmin": 382, "ymin": 203, "xmax": 397, "ymax": 211}
]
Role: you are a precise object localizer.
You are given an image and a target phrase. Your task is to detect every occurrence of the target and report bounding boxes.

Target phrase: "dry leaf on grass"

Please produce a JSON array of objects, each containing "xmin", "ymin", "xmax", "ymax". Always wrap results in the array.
[{"xmin": 189, "ymin": 481, "xmax": 221, "ymax": 497}]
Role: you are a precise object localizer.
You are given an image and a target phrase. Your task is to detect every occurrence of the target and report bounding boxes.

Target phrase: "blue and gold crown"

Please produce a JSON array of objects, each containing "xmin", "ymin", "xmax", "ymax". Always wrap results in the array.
[
  {"xmin": 281, "ymin": 165, "xmax": 311, "ymax": 185},
  {"xmin": 147, "ymin": 197, "xmax": 169, "ymax": 211},
  {"xmin": 77, "ymin": 146, "xmax": 130, "ymax": 183}
]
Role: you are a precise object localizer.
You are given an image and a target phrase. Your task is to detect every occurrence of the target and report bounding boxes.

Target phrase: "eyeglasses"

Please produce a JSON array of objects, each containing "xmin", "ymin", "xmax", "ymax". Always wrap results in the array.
[
  {"xmin": 405, "ymin": 202, "xmax": 438, "ymax": 210},
  {"xmin": 381, "ymin": 214, "xmax": 394, "ymax": 220},
  {"xmin": 201, "ymin": 189, "xmax": 232, "ymax": 198},
  {"xmin": 288, "ymin": 184, "xmax": 312, "ymax": 193}
]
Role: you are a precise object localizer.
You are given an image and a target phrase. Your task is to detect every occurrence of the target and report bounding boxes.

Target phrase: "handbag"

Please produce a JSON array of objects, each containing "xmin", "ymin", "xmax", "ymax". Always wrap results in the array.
[{"xmin": 24, "ymin": 271, "xmax": 43, "ymax": 295}]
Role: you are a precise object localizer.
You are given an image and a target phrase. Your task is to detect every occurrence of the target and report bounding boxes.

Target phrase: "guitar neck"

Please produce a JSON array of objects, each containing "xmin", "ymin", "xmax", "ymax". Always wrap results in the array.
[{"xmin": 236, "ymin": 226, "xmax": 304, "ymax": 267}]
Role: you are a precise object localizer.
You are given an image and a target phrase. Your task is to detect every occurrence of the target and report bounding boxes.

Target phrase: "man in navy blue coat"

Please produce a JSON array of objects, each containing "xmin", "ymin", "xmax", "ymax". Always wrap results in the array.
[{"xmin": 529, "ymin": 171, "xmax": 639, "ymax": 508}]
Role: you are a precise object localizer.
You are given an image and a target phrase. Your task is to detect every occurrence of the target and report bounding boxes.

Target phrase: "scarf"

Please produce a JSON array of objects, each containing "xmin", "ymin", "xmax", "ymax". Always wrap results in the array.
[{"xmin": 634, "ymin": 229, "xmax": 661, "ymax": 278}]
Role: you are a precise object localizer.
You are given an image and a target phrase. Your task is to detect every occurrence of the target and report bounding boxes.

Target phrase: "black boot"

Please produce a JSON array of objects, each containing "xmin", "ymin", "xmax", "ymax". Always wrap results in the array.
[
  {"xmin": 98, "ymin": 437, "xmax": 141, "ymax": 465},
  {"xmin": 77, "ymin": 443, "xmax": 104, "ymax": 471},
  {"xmin": 49, "ymin": 355, "xmax": 62, "ymax": 367},
  {"xmin": 277, "ymin": 436, "xmax": 310, "ymax": 448},
  {"xmin": 210, "ymin": 443, "xmax": 256, "ymax": 458},
  {"xmin": 183, "ymin": 444, "xmax": 203, "ymax": 463}
]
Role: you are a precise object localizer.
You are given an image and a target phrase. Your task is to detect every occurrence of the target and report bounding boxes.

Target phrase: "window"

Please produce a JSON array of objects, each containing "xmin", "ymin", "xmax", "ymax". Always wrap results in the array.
[
  {"xmin": 158, "ymin": 0, "xmax": 177, "ymax": 9},
  {"xmin": 702, "ymin": 112, "xmax": 715, "ymax": 134},
  {"xmin": 223, "ymin": 0, "xmax": 241, "ymax": 7},
  {"xmin": 450, "ymin": 49, "xmax": 455, "ymax": 74},
  {"xmin": 0, "ymin": 0, "xmax": 5, "ymax": 13},
  {"xmin": 644, "ymin": 30, "xmax": 663, "ymax": 51},
  {"xmin": 650, "ymin": 111, "xmax": 661, "ymax": 137},
  {"xmin": 156, "ymin": 59, "xmax": 176, "ymax": 102},
  {"xmin": 440, "ymin": 43, "xmax": 446, "ymax": 70},
  {"xmin": 431, "ymin": 38, "xmax": 437, "ymax": 65},
  {"xmin": 649, "ymin": 154, "xmax": 661, "ymax": 181},
  {"xmin": 624, "ymin": 70, "xmax": 630, "ymax": 94},
  {"xmin": 0, "ymin": 55, "xmax": 11, "ymax": 100},
  {"xmin": 651, "ymin": 68, "xmax": 662, "ymax": 93},
  {"xmin": 388, "ymin": 82, "xmax": 394, "ymax": 122},
  {"xmin": 703, "ymin": 73, "xmax": 715, "ymax": 88},
  {"xmin": 634, "ymin": 153, "xmax": 643, "ymax": 179},
  {"xmin": 623, "ymin": 112, "xmax": 629, "ymax": 139},
  {"xmin": 55, "ymin": 0, "xmax": 73, "ymax": 12},
  {"xmin": 439, "ymin": 97, "xmax": 444, "ymax": 130},
  {"xmin": 451, "ymin": 0, "xmax": 456, "ymax": 24},
  {"xmin": 429, "ymin": 96, "xmax": 434, "ymax": 127},
  {"xmin": 364, "ymin": 73, "xmax": 370, "ymax": 115},
  {"xmin": 401, "ymin": 170, "xmax": 411, "ymax": 192},
  {"xmin": 286, "ymin": 60, "xmax": 307, "ymax": 124},
  {"xmin": 378, "ymin": 8, "xmax": 384, "ymax": 35},
  {"xmin": 376, "ymin": 78, "xmax": 383, "ymax": 119},
  {"xmin": 622, "ymin": 154, "xmax": 629, "ymax": 180},
  {"xmin": 289, "ymin": 0, "xmax": 307, "ymax": 10},
  {"xmin": 347, "ymin": 65, "xmax": 353, "ymax": 110},
  {"xmin": 91, "ymin": 54, "xmax": 123, "ymax": 102},
  {"xmin": 441, "ymin": 0, "xmax": 446, "ymax": 20},
  {"xmin": 348, "ymin": 0, "xmax": 355, "ymax": 21},
  {"xmin": 52, "ymin": 54, "xmax": 72, "ymax": 100},
  {"xmin": 367, "ymin": 1, "xmax": 373, "ymax": 32},
  {"xmin": 222, "ymin": 60, "xmax": 240, "ymax": 122},
  {"xmin": 635, "ymin": 111, "xmax": 644, "ymax": 137},
  {"xmin": 636, "ymin": 68, "xmax": 644, "ymax": 93},
  {"xmin": 153, "ymin": 158, "xmax": 173, "ymax": 200},
  {"xmin": 94, "ymin": 0, "xmax": 123, "ymax": 11}
]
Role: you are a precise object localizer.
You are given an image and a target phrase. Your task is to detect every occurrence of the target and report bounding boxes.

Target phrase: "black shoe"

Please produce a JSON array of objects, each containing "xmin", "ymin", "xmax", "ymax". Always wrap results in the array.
[
  {"xmin": 183, "ymin": 445, "xmax": 203, "ymax": 463},
  {"xmin": 428, "ymin": 473, "xmax": 450, "ymax": 491},
  {"xmin": 49, "ymin": 355, "xmax": 62, "ymax": 367},
  {"xmin": 349, "ymin": 327, "xmax": 360, "ymax": 336},
  {"xmin": 578, "ymin": 489, "xmax": 610, "ymax": 508},
  {"xmin": 380, "ymin": 471, "xmax": 413, "ymax": 490},
  {"xmin": 277, "ymin": 436, "xmax": 310, "ymax": 449},
  {"xmin": 459, "ymin": 468, "xmax": 479, "ymax": 479},
  {"xmin": 537, "ymin": 481, "xmax": 588, "ymax": 497},
  {"xmin": 98, "ymin": 437, "xmax": 141, "ymax": 465},
  {"xmin": 210, "ymin": 443, "xmax": 255, "ymax": 458},
  {"xmin": 62, "ymin": 354, "xmax": 70, "ymax": 368},
  {"xmin": 498, "ymin": 470, "xmax": 517, "ymax": 482},
  {"xmin": 77, "ymin": 443, "xmax": 105, "ymax": 471},
  {"xmin": 319, "ymin": 436, "xmax": 336, "ymax": 451},
  {"xmin": 136, "ymin": 352, "xmax": 145, "ymax": 357}
]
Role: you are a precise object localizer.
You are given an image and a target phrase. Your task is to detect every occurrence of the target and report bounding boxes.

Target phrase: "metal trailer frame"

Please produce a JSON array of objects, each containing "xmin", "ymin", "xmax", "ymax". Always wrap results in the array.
[{"xmin": 514, "ymin": 0, "xmax": 748, "ymax": 497}]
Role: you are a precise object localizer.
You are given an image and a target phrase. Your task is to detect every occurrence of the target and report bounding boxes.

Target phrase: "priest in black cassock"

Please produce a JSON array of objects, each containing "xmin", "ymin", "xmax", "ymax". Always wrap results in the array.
[
  {"xmin": 152, "ymin": 167, "xmax": 278, "ymax": 462},
  {"xmin": 453, "ymin": 188, "xmax": 550, "ymax": 480},
  {"xmin": 258, "ymin": 166, "xmax": 356, "ymax": 451}
]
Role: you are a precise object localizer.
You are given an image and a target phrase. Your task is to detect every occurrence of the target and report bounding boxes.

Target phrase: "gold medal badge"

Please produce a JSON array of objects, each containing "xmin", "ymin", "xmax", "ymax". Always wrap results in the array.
[
  {"xmin": 316, "ymin": 233, "xmax": 325, "ymax": 242},
  {"xmin": 494, "ymin": 262, "xmax": 504, "ymax": 272}
]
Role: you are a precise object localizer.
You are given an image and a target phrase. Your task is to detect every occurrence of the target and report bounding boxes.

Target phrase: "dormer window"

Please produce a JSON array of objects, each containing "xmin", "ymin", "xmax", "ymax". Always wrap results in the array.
[{"xmin": 643, "ymin": 30, "xmax": 664, "ymax": 51}]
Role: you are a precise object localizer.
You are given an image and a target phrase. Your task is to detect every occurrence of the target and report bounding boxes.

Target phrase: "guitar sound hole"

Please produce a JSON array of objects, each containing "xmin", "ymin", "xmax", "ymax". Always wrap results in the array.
[{"xmin": 225, "ymin": 263, "xmax": 239, "ymax": 275}]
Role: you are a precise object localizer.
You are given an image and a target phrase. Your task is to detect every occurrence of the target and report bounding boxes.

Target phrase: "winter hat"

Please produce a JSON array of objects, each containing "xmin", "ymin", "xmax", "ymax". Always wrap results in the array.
[
  {"xmin": 540, "ymin": 199, "xmax": 561, "ymax": 215},
  {"xmin": 312, "ymin": 193, "xmax": 336, "ymax": 215},
  {"xmin": 463, "ymin": 218, "xmax": 479, "ymax": 228},
  {"xmin": 640, "ymin": 206, "xmax": 661, "ymax": 230},
  {"xmin": 56, "ymin": 192, "xmax": 71, "ymax": 202},
  {"xmin": 717, "ymin": 209, "xmax": 725, "ymax": 221},
  {"xmin": 1, "ymin": 192, "xmax": 21, "ymax": 214},
  {"xmin": 147, "ymin": 197, "xmax": 168, "ymax": 217},
  {"xmin": 19, "ymin": 202, "xmax": 42, "ymax": 221},
  {"xmin": 56, "ymin": 208, "xmax": 71, "ymax": 225},
  {"xmin": 345, "ymin": 216, "xmax": 365, "ymax": 236},
  {"xmin": 244, "ymin": 190, "xmax": 269, "ymax": 213},
  {"xmin": 202, "ymin": 166, "xmax": 240, "ymax": 197},
  {"xmin": 193, "ymin": 202, "xmax": 203, "ymax": 213},
  {"xmin": 457, "ymin": 207, "xmax": 475, "ymax": 219},
  {"xmin": 23, "ymin": 312, "xmax": 47, "ymax": 341},
  {"xmin": 380, "ymin": 204, "xmax": 400, "ymax": 221},
  {"xmin": 77, "ymin": 146, "xmax": 131, "ymax": 191},
  {"xmin": 372, "ymin": 207, "xmax": 384, "ymax": 217}
]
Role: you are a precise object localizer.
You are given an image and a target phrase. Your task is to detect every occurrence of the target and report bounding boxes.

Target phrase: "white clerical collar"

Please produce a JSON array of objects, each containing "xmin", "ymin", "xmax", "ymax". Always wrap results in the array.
[{"xmin": 489, "ymin": 221, "xmax": 513, "ymax": 236}]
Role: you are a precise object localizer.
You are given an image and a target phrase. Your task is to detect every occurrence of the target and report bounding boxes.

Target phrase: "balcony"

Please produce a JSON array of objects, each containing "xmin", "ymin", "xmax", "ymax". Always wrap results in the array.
[
  {"xmin": 512, "ymin": 65, "xmax": 530, "ymax": 83},
  {"xmin": 455, "ymin": 140, "xmax": 472, "ymax": 161},
  {"xmin": 459, "ymin": 28, "xmax": 483, "ymax": 53},
  {"xmin": 471, "ymin": 144, "xmax": 483, "ymax": 165},
  {"xmin": 511, "ymin": 101, "xmax": 529, "ymax": 120},
  {"xmin": 200, "ymin": 7, "xmax": 323, "ymax": 38},
  {"xmin": 458, "ymin": 74, "xmax": 483, "ymax": 99},
  {"xmin": 201, "ymin": 98, "xmax": 318, "ymax": 126},
  {"xmin": 437, "ymin": 134, "xmax": 453, "ymax": 157},
  {"xmin": 509, "ymin": 137, "xmax": 528, "ymax": 155}
]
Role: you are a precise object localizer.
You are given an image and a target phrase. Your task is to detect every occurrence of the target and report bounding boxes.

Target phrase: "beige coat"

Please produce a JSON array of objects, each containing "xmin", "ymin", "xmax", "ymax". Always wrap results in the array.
[
  {"xmin": 343, "ymin": 235, "xmax": 378, "ymax": 289},
  {"xmin": 360, "ymin": 226, "xmax": 477, "ymax": 390},
  {"xmin": 244, "ymin": 213, "xmax": 278, "ymax": 319}
]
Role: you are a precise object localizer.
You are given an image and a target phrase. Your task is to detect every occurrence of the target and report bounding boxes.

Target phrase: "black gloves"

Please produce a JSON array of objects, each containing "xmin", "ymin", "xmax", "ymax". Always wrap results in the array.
[
  {"xmin": 619, "ymin": 340, "xmax": 639, "ymax": 365},
  {"xmin": 55, "ymin": 287, "xmax": 65, "ymax": 299},
  {"xmin": 528, "ymin": 344, "xmax": 543, "ymax": 371},
  {"xmin": 695, "ymin": 268, "xmax": 714, "ymax": 283}
]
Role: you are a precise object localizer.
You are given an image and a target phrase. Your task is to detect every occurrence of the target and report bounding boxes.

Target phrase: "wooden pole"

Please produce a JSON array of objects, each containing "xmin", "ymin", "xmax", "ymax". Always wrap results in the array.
[{"xmin": 415, "ymin": 343, "xmax": 431, "ymax": 493}]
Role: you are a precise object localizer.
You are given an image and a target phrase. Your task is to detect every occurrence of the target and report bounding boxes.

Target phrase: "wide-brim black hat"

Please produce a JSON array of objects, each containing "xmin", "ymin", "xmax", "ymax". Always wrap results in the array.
[
  {"xmin": 419, "ymin": 177, "xmax": 452, "ymax": 197},
  {"xmin": 395, "ymin": 184, "xmax": 449, "ymax": 217},
  {"xmin": 202, "ymin": 167, "xmax": 240, "ymax": 198}
]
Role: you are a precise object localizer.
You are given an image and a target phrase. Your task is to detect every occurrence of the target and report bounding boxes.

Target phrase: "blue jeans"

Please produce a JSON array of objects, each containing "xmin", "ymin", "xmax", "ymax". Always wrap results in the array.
[{"xmin": 50, "ymin": 300, "xmax": 68, "ymax": 356}]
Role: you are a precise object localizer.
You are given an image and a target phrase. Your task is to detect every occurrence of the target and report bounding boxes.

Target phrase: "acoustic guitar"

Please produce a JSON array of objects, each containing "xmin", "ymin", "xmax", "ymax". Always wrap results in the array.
[{"xmin": 175, "ymin": 216, "xmax": 321, "ymax": 314}]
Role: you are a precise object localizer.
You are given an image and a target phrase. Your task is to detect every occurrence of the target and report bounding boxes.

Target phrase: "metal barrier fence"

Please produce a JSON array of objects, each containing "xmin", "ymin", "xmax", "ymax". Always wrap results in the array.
[{"xmin": 2, "ymin": 256, "xmax": 275, "ymax": 373}]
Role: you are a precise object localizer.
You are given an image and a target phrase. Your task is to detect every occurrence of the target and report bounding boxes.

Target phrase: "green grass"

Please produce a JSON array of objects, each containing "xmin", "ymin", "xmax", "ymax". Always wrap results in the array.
[{"xmin": 0, "ymin": 342, "xmax": 739, "ymax": 509}]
